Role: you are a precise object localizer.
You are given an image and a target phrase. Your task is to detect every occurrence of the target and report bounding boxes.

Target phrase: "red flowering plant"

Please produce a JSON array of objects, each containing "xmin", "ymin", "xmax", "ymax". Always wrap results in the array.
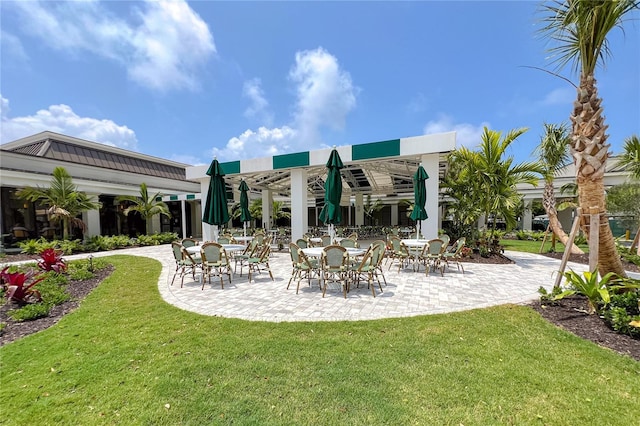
[
  {"xmin": 37, "ymin": 248, "xmax": 67, "ymax": 273},
  {"xmin": 1, "ymin": 267, "xmax": 45, "ymax": 305}
]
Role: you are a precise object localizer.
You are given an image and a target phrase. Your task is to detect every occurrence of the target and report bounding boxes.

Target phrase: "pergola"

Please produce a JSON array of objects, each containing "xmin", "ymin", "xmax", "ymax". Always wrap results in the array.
[{"xmin": 186, "ymin": 132, "xmax": 457, "ymax": 242}]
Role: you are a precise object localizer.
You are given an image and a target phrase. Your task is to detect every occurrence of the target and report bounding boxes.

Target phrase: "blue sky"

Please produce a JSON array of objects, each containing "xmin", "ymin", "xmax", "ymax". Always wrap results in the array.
[{"xmin": 1, "ymin": 1, "xmax": 638, "ymax": 166}]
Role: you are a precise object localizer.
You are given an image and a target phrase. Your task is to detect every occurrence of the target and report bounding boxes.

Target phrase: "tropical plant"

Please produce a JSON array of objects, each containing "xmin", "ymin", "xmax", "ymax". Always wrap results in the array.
[
  {"xmin": 16, "ymin": 167, "xmax": 101, "ymax": 239},
  {"xmin": 116, "ymin": 183, "xmax": 171, "ymax": 235},
  {"xmin": 248, "ymin": 199, "xmax": 290, "ymax": 227},
  {"xmin": 539, "ymin": 0, "xmax": 638, "ymax": 276},
  {"xmin": 37, "ymin": 248, "xmax": 67, "ymax": 273},
  {"xmin": 0, "ymin": 267, "xmax": 45, "ymax": 304},
  {"xmin": 447, "ymin": 127, "xmax": 543, "ymax": 239},
  {"xmin": 535, "ymin": 122, "xmax": 584, "ymax": 254},
  {"xmin": 617, "ymin": 135, "xmax": 640, "ymax": 181},
  {"xmin": 363, "ymin": 195, "xmax": 384, "ymax": 225},
  {"xmin": 562, "ymin": 268, "xmax": 617, "ymax": 314}
]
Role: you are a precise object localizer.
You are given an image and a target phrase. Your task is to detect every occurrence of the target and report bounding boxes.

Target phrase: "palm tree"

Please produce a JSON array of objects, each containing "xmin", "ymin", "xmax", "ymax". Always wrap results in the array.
[
  {"xmin": 17, "ymin": 167, "xmax": 101, "ymax": 239},
  {"xmin": 535, "ymin": 122, "xmax": 584, "ymax": 254},
  {"xmin": 450, "ymin": 127, "xmax": 543, "ymax": 239},
  {"xmin": 539, "ymin": 0, "xmax": 638, "ymax": 276},
  {"xmin": 116, "ymin": 183, "xmax": 170, "ymax": 235},
  {"xmin": 248, "ymin": 199, "xmax": 291, "ymax": 227},
  {"xmin": 363, "ymin": 195, "xmax": 384, "ymax": 226},
  {"xmin": 617, "ymin": 135, "xmax": 640, "ymax": 181}
]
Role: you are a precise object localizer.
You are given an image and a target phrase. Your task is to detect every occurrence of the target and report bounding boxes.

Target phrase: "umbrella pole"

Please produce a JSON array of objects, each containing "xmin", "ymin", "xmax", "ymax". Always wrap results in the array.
[
  {"xmin": 213, "ymin": 225, "xmax": 219, "ymax": 243},
  {"xmin": 243, "ymin": 222, "xmax": 247, "ymax": 237}
]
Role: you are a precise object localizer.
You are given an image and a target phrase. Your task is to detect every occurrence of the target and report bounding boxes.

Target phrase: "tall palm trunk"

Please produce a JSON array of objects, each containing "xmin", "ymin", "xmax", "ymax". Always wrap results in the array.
[
  {"xmin": 542, "ymin": 181, "xmax": 583, "ymax": 254},
  {"xmin": 571, "ymin": 75, "xmax": 625, "ymax": 276}
]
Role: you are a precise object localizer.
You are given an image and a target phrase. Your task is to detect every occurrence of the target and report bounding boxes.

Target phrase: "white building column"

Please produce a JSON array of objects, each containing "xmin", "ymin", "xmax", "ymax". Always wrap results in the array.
[
  {"xmin": 200, "ymin": 178, "xmax": 215, "ymax": 242},
  {"xmin": 180, "ymin": 200, "xmax": 187, "ymax": 238},
  {"xmin": 421, "ymin": 153, "xmax": 440, "ymax": 239},
  {"xmin": 355, "ymin": 193, "xmax": 364, "ymax": 226},
  {"xmin": 523, "ymin": 198, "xmax": 533, "ymax": 231},
  {"xmin": 391, "ymin": 203, "xmax": 398, "ymax": 226},
  {"xmin": 83, "ymin": 207, "xmax": 101, "ymax": 239},
  {"xmin": 262, "ymin": 189, "xmax": 272, "ymax": 231},
  {"xmin": 191, "ymin": 201, "xmax": 202, "ymax": 238},
  {"xmin": 290, "ymin": 168, "xmax": 308, "ymax": 242}
]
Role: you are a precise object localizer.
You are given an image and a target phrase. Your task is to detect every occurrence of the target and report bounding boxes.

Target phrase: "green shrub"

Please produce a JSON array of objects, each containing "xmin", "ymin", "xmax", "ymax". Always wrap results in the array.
[
  {"xmin": 8, "ymin": 302, "xmax": 52, "ymax": 321},
  {"xmin": 17, "ymin": 239, "xmax": 42, "ymax": 255},
  {"xmin": 56, "ymin": 239, "xmax": 83, "ymax": 255}
]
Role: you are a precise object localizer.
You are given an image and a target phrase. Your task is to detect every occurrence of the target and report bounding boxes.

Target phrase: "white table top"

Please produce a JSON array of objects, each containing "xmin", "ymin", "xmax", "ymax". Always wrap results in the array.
[
  {"xmin": 401, "ymin": 239, "xmax": 430, "ymax": 247},
  {"xmin": 301, "ymin": 247, "xmax": 366, "ymax": 257},
  {"xmin": 234, "ymin": 236, "xmax": 254, "ymax": 242},
  {"xmin": 186, "ymin": 244, "xmax": 246, "ymax": 254}
]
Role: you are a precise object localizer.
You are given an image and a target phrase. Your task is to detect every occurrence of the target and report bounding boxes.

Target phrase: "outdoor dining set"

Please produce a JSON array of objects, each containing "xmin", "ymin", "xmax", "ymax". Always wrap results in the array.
[{"xmin": 169, "ymin": 231, "xmax": 467, "ymax": 299}]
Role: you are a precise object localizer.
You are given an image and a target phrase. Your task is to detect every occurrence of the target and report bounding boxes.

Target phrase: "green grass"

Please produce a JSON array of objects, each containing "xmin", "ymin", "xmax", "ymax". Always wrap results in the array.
[
  {"xmin": 1, "ymin": 255, "xmax": 639, "ymax": 425},
  {"xmin": 501, "ymin": 238, "xmax": 589, "ymax": 254}
]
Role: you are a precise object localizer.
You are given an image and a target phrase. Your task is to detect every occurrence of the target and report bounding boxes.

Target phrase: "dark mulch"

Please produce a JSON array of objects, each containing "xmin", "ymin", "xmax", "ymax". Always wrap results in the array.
[
  {"xmin": 1, "ymin": 252, "xmax": 637, "ymax": 362},
  {"xmin": 0, "ymin": 266, "xmax": 113, "ymax": 346}
]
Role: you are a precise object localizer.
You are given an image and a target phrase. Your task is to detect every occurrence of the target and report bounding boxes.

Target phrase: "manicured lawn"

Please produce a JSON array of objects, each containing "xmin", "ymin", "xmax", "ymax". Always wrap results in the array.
[
  {"xmin": 501, "ymin": 238, "xmax": 589, "ymax": 254},
  {"xmin": 1, "ymin": 255, "xmax": 638, "ymax": 425}
]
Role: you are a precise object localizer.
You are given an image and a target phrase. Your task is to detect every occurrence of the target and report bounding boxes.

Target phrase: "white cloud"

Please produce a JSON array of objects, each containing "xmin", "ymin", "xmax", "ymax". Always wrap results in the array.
[
  {"xmin": 0, "ymin": 30, "xmax": 29, "ymax": 67},
  {"xmin": 423, "ymin": 114, "xmax": 489, "ymax": 149},
  {"xmin": 213, "ymin": 47, "xmax": 357, "ymax": 161},
  {"xmin": 0, "ymin": 95, "xmax": 138, "ymax": 150},
  {"xmin": 7, "ymin": 0, "xmax": 215, "ymax": 92},
  {"xmin": 289, "ymin": 47, "xmax": 357, "ymax": 148},
  {"xmin": 211, "ymin": 126, "xmax": 297, "ymax": 161},
  {"xmin": 243, "ymin": 78, "xmax": 273, "ymax": 126}
]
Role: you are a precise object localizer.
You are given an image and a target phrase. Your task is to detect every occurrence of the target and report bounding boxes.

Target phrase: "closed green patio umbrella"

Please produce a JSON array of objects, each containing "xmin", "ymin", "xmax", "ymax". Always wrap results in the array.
[
  {"xmin": 203, "ymin": 158, "xmax": 229, "ymax": 242},
  {"xmin": 239, "ymin": 180, "xmax": 252, "ymax": 237},
  {"xmin": 409, "ymin": 165, "xmax": 429, "ymax": 239},
  {"xmin": 318, "ymin": 147, "xmax": 344, "ymax": 243}
]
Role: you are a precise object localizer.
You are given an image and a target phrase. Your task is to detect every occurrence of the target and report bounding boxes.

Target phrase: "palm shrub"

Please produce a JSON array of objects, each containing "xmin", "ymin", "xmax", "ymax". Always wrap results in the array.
[{"xmin": 603, "ymin": 288, "xmax": 640, "ymax": 337}]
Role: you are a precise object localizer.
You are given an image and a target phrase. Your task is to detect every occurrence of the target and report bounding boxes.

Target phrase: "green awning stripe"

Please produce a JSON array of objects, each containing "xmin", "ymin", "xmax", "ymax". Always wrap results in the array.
[
  {"xmin": 221, "ymin": 160, "xmax": 241, "ymax": 175},
  {"xmin": 352, "ymin": 139, "xmax": 400, "ymax": 160},
  {"xmin": 186, "ymin": 194, "xmax": 195, "ymax": 200},
  {"xmin": 274, "ymin": 151, "xmax": 309, "ymax": 169},
  {"xmin": 169, "ymin": 195, "xmax": 178, "ymax": 201}
]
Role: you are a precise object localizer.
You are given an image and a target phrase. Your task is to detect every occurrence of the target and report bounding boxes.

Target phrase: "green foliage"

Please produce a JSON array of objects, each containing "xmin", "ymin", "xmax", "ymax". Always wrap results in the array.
[
  {"xmin": 56, "ymin": 239, "xmax": 83, "ymax": 255},
  {"xmin": 16, "ymin": 167, "xmax": 101, "ymax": 239},
  {"xmin": 116, "ymin": 183, "xmax": 171, "ymax": 235},
  {"xmin": 8, "ymin": 302, "xmax": 51, "ymax": 322},
  {"xmin": 606, "ymin": 183, "xmax": 640, "ymax": 218},
  {"xmin": 603, "ymin": 289, "xmax": 640, "ymax": 337},
  {"xmin": 538, "ymin": 285, "xmax": 575, "ymax": 305},
  {"xmin": 562, "ymin": 269, "xmax": 617, "ymax": 314}
]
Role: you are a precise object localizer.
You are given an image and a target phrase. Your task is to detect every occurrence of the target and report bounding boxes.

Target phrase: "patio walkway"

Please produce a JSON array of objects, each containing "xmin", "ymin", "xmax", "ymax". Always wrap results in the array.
[{"xmin": 29, "ymin": 244, "xmax": 640, "ymax": 323}]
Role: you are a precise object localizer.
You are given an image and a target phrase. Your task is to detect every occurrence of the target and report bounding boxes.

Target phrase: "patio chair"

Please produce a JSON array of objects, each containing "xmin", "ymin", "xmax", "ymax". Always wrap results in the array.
[
  {"xmin": 181, "ymin": 238, "xmax": 198, "ymax": 248},
  {"xmin": 425, "ymin": 238, "xmax": 446, "ymax": 276},
  {"xmin": 234, "ymin": 239, "xmax": 260, "ymax": 276},
  {"xmin": 175, "ymin": 246, "xmax": 203, "ymax": 287},
  {"xmin": 350, "ymin": 246, "xmax": 383, "ymax": 297},
  {"xmin": 170, "ymin": 242, "xmax": 186, "ymax": 285},
  {"xmin": 287, "ymin": 243, "xmax": 320, "ymax": 293},
  {"xmin": 320, "ymin": 235, "xmax": 332, "ymax": 247},
  {"xmin": 439, "ymin": 234, "xmax": 451, "ymax": 250},
  {"xmin": 339, "ymin": 237, "xmax": 358, "ymax": 248},
  {"xmin": 321, "ymin": 245, "xmax": 350, "ymax": 298},
  {"xmin": 200, "ymin": 242, "xmax": 232, "ymax": 289},
  {"xmin": 442, "ymin": 237, "xmax": 466, "ymax": 274},
  {"xmin": 371, "ymin": 240, "xmax": 388, "ymax": 287},
  {"xmin": 247, "ymin": 244, "xmax": 274, "ymax": 283},
  {"xmin": 387, "ymin": 236, "xmax": 411, "ymax": 271},
  {"xmin": 295, "ymin": 238, "xmax": 309, "ymax": 249},
  {"xmin": 217, "ymin": 236, "xmax": 232, "ymax": 244},
  {"xmin": 346, "ymin": 232, "xmax": 358, "ymax": 241}
]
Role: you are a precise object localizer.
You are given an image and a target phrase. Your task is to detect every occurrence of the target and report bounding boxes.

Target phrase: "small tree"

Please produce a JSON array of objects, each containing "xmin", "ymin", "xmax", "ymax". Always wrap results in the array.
[
  {"xmin": 116, "ymin": 183, "xmax": 170, "ymax": 235},
  {"xmin": 17, "ymin": 167, "xmax": 101, "ymax": 239}
]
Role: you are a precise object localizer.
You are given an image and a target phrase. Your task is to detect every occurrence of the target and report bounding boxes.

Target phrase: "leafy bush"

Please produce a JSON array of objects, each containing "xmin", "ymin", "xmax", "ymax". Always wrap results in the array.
[
  {"xmin": 603, "ymin": 288, "xmax": 640, "ymax": 338},
  {"xmin": 36, "ymin": 277, "xmax": 71, "ymax": 306},
  {"xmin": 56, "ymin": 239, "xmax": 83, "ymax": 255}
]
